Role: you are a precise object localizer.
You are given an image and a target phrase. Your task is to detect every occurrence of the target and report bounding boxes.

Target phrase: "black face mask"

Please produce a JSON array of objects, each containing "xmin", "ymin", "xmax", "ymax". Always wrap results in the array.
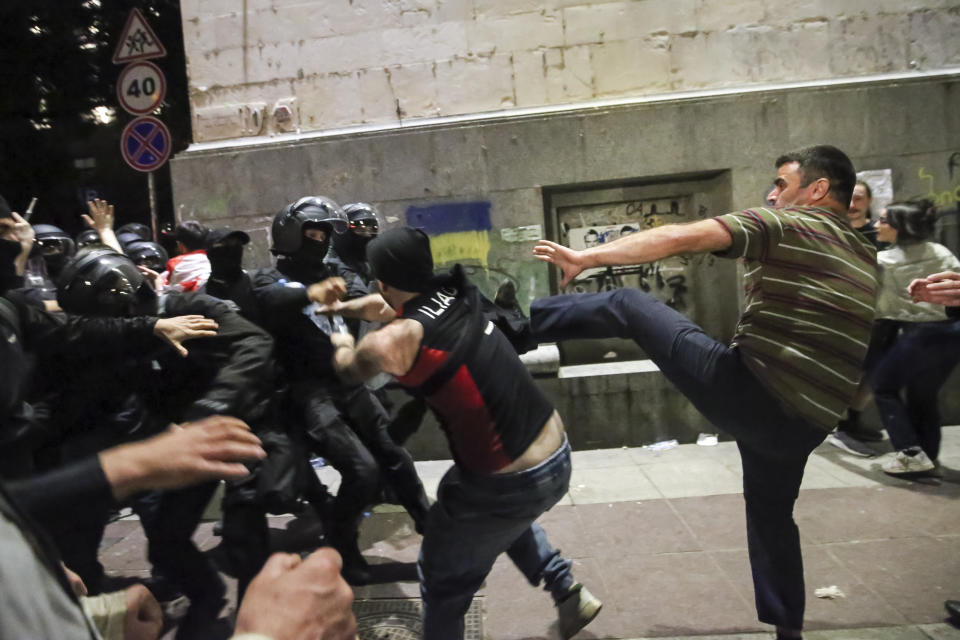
[
  {"xmin": 335, "ymin": 232, "xmax": 372, "ymax": 265},
  {"xmin": 0, "ymin": 239, "xmax": 21, "ymax": 284},
  {"xmin": 208, "ymin": 243, "xmax": 244, "ymax": 280},
  {"xmin": 293, "ymin": 236, "xmax": 330, "ymax": 272},
  {"xmin": 43, "ymin": 253, "xmax": 68, "ymax": 277}
]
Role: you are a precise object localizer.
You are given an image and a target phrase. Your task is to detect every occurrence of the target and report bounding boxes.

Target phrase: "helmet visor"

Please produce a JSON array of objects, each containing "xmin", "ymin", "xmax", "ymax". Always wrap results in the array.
[
  {"xmin": 349, "ymin": 217, "xmax": 379, "ymax": 238},
  {"xmin": 37, "ymin": 237, "xmax": 69, "ymax": 257}
]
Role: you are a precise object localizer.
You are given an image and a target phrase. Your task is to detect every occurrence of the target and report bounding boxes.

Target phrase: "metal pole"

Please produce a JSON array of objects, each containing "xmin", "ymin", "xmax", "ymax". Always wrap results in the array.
[{"xmin": 147, "ymin": 171, "xmax": 158, "ymax": 241}]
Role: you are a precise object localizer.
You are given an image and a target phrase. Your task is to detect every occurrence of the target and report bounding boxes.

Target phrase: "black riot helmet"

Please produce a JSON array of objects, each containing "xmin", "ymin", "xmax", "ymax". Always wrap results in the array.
[
  {"xmin": 57, "ymin": 248, "xmax": 158, "ymax": 317},
  {"xmin": 270, "ymin": 196, "xmax": 348, "ymax": 256},
  {"xmin": 76, "ymin": 228, "xmax": 101, "ymax": 249},
  {"xmin": 32, "ymin": 224, "xmax": 76, "ymax": 275},
  {"xmin": 125, "ymin": 240, "xmax": 169, "ymax": 273},
  {"xmin": 116, "ymin": 222, "xmax": 152, "ymax": 242},
  {"xmin": 334, "ymin": 202, "xmax": 380, "ymax": 264},
  {"xmin": 116, "ymin": 231, "xmax": 144, "ymax": 249}
]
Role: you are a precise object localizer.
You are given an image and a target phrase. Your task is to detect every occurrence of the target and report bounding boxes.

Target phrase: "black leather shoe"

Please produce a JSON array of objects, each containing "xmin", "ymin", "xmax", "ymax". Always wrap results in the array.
[
  {"xmin": 946, "ymin": 599, "xmax": 960, "ymax": 622},
  {"xmin": 339, "ymin": 547, "xmax": 373, "ymax": 586}
]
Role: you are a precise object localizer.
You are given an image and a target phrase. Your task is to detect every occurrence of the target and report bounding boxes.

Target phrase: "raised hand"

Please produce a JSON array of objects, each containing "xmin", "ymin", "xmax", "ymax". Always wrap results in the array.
[
  {"xmin": 533, "ymin": 239, "xmax": 586, "ymax": 288},
  {"xmin": 82, "ymin": 199, "xmax": 115, "ymax": 232}
]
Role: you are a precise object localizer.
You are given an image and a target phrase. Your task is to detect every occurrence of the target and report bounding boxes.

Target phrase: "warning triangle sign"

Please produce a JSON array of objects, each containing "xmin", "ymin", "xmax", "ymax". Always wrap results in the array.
[{"xmin": 112, "ymin": 8, "xmax": 167, "ymax": 64}]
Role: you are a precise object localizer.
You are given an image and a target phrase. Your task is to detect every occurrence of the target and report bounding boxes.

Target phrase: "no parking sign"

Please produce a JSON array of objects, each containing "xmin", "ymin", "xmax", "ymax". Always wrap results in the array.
[{"xmin": 120, "ymin": 116, "xmax": 171, "ymax": 172}]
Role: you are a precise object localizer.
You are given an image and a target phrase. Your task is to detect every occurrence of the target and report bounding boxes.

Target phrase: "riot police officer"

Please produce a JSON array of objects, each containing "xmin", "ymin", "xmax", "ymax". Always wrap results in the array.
[{"xmin": 253, "ymin": 197, "xmax": 429, "ymax": 584}]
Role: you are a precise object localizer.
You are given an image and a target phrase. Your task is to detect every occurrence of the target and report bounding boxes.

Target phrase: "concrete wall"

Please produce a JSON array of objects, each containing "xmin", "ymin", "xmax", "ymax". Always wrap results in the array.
[
  {"xmin": 171, "ymin": 75, "xmax": 960, "ymax": 450},
  {"xmin": 180, "ymin": 0, "xmax": 960, "ymax": 142},
  {"xmin": 171, "ymin": 74, "xmax": 960, "ymax": 303}
]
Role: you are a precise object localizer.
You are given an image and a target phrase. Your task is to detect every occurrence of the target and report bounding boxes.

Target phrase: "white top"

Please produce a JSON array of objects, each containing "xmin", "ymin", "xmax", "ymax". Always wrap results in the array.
[{"xmin": 876, "ymin": 241, "xmax": 960, "ymax": 322}]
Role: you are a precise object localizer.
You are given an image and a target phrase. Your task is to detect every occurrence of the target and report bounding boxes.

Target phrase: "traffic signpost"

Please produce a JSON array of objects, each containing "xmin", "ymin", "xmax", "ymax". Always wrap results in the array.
[
  {"xmin": 117, "ymin": 61, "xmax": 166, "ymax": 115},
  {"xmin": 113, "ymin": 8, "xmax": 168, "ymax": 240}
]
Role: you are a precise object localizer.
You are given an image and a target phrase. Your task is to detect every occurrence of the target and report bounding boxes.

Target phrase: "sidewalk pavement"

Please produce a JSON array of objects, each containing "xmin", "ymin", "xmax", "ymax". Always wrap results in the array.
[{"xmin": 101, "ymin": 426, "xmax": 960, "ymax": 639}]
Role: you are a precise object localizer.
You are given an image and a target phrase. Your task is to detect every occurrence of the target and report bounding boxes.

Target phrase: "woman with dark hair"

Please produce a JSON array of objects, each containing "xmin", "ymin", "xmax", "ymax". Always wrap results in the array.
[{"xmin": 870, "ymin": 198, "xmax": 960, "ymax": 475}]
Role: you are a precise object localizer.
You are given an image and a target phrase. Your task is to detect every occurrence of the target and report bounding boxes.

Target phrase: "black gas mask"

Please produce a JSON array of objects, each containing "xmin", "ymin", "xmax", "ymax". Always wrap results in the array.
[
  {"xmin": 0, "ymin": 237, "xmax": 21, "ymax": 284},
  {"xmin": 292, "ymin": 223, "xmax": 331, "ymax": 272},
  {"xmin": 32, "ymin": 225, "xmax": 76, "ymax": 278},
  {"xmin": 208, "ymin": 240, "xmax": 245, "ymax": 280}
]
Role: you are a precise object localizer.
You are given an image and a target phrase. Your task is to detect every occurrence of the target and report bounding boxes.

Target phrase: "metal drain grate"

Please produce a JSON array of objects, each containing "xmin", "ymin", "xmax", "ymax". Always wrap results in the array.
[{"xmin": 353, "ymin": 597, "xmax": 484, "ymax": 640}]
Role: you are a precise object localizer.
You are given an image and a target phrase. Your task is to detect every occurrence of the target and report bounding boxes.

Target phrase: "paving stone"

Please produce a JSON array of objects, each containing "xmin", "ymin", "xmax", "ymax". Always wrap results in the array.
[
  {"xmin": 96, "ymin": 430, "xmax": 960, "ymax": 639},
  {"xmin": 641, "ymin": 458, "xmax": 744, "ymax": 498},
  {"xmin": 569, "ymin": 464, "xmax": 662, "ymax": 504},
  {"xmin": 667, "ymin": 493, "xmax": 749, "ymax": 552},
  {"xmin": 572, "ymin": 500, "xmax": 701, "ymax": 557},
  {"xmin": 592, "ymin": 551, "xmax": 764, "ymax": 636},
  {"xmin": 803, "ymin": 546, "xmax": 910, "ymax": 629},
  {"xmin": 794, "ymin": 487, "xmax": 956, "ymax": 544},
  {"xmin": 827, "ymin": 537, "xmax": 960, "ymax": 624}
]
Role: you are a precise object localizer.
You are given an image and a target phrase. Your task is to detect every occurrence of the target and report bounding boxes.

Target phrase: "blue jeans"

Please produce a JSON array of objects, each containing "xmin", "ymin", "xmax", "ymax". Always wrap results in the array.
[
  {"xmin": 419, "ymin": 438, "xmax": 574, "ymax": 640},
  {"xmin": 869, "ymin": 319, "xmax": 960, "ymax": 460},
  {"xmin": 531, "ymin": 290, "xmax": 827, "ymax": 629}
]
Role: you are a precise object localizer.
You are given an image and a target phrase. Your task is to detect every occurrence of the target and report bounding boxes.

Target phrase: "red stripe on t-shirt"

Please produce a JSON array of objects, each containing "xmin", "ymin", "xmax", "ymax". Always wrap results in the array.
[{"xmin": 763, "ymin": 258, "xmax": 876, "ymax": 294}]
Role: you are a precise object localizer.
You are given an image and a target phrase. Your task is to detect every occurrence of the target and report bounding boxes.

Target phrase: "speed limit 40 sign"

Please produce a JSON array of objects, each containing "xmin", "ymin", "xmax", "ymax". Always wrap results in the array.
[{"xmin": 117, "ymin": 61, "xmax": 166, "ymax": 115}]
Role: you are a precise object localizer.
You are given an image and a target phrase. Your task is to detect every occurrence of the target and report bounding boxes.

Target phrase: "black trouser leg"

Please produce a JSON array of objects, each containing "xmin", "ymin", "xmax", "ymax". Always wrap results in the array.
[
  {"xmin": 739, "ymin": 441, "xmax": 810, "ymax": 630},
  {"xmin": 339, "ymin": 386, "xmax": 430, "ymax": 529},
  {"xmin": 140, "ymin": 481, "xmax": 224, "ymax": 604},
  {"xmin": 53, "ymin": 509, "xmax": 109, "ymax": 593}
]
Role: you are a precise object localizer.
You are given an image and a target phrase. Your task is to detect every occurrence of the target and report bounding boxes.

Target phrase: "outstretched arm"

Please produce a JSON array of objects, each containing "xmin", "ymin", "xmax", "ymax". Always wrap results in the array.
[
  {"xmin": 316, "ymin": 293, "xmax": 397, "ymax": 324},
  {"xmin": 534, "ymin": 219, "xmax": 732, "ymax": 287},
  {"xmin": 331, "ymin": 318, "xmax": 421, "ymax": 383}
]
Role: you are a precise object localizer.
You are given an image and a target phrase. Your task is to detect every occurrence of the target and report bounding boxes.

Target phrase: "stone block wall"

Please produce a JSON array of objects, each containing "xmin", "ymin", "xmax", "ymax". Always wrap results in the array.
[
  {"xmin": 180, "ymin": 0, "xmax": 960, "ymax": 142},
  {"xmin": 171, "ymin": 71, "xmax": 960, "ymax": 451}
]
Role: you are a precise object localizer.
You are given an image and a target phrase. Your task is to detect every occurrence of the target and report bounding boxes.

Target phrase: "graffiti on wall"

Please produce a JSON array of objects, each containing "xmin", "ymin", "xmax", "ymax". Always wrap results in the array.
[
  {"xmin": 405, "ymin": 201, "xmax": 492, "ymax": 268},
  {"xmin": 917, "ymin": 152, "xmax": 960, "ymax": 207},
  {"xmin": 403, "ymin": 200, "xmax": 550, "ymax": 309},
  {"xmin": 559, "ymin": 197, "xmax": 715, "ymax": 309}
]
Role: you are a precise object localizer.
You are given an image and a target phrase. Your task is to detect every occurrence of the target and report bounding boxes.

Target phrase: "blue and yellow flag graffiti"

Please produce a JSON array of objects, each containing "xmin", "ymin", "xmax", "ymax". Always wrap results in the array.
[{"xmin": 405, "ymin": 201, "xmax": 492, "ymax": 267}]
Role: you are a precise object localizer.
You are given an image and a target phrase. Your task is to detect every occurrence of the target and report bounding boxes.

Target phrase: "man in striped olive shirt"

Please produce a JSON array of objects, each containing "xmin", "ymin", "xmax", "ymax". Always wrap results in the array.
[{"xmin": 532, "ymin": 145, "xmax": 876, "ymax": 640}]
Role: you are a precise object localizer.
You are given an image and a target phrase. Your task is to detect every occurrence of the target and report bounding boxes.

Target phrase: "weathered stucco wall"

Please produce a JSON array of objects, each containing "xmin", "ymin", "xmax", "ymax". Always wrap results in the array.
[
  {"xmin": 180, "ymin": 0, "xmax": 960, "ymax": 142},
  {"xmin": 171, "ymin": 75, "xmax": 960, "ymax": 314},
  {"xmin": 171, "ymin": 70, "xmax": 960, "ymax": 451}
]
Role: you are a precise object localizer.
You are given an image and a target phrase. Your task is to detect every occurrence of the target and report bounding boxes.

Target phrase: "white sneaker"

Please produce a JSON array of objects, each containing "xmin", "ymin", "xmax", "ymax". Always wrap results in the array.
[
  {"xmin": 882, "ymin": 449, "xmax": 935, "ymax": 475},
  {"xmin": 827, "ymin": 432, "xmax": 874, "ymax": 457},
  {"xmin": 557, "ymin": 583, "xmax": 602, "ymax": 639}
]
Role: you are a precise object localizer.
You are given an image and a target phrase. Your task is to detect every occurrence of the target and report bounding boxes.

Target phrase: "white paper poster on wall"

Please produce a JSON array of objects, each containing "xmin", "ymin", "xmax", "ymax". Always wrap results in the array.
[{"xmin": 856, "ymin": 169, "xmax": 893, "ymax": 219}]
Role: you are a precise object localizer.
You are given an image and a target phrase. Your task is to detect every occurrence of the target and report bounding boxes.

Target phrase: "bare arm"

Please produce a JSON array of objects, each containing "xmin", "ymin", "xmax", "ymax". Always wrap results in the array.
[
  {"xmin": 331, "ymin": 319, "xmax": 422, "ymax": 383},
  {"xmin": 317, "ymin": 293, "xmax": 397, "ymax": 324},
  {"xmin": 534, "ymin": 218, "xmax": 732, "ymax": 287}
]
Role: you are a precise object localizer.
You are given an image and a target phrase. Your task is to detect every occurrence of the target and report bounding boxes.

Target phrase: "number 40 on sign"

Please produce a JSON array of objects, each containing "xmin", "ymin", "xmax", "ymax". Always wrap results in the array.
[{"xmin": 117, "ymin": 61, "xmax": 166, "ymax": 116}]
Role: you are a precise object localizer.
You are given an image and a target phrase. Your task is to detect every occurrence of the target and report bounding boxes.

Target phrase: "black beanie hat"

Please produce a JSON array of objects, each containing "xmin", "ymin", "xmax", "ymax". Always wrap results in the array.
[{"xmin": 367, "ymin": 226, "xmax": 434, "ymax": 293}]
